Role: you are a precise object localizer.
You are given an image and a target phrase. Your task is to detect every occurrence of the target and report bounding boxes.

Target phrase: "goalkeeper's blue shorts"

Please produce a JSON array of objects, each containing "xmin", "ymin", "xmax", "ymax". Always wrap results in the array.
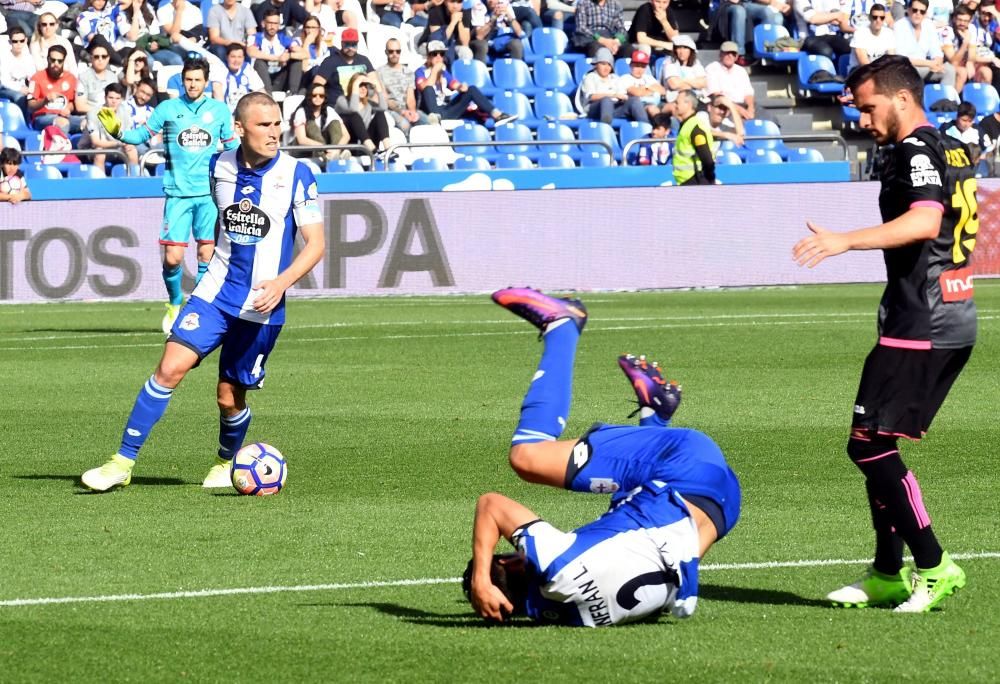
[{"xmin": 160, "ymin": 195, "xmax": 218, "ymax": 246}]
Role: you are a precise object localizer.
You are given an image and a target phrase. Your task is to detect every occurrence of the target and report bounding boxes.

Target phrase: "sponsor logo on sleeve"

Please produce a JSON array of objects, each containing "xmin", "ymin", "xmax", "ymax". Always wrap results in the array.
[
  {"xmin": 909, "ymin": 153, "xmax": 941, "ymax": 187},
  {"xmin": 223, "ymin": 199, "xmax": 271, "ymax": 245}
]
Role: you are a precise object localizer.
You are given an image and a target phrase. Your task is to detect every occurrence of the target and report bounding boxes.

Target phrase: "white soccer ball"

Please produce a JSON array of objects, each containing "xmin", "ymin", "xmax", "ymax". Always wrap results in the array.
[{"xmin": 231, "ymin": 443, "xmax": 287, "ymax": 496}]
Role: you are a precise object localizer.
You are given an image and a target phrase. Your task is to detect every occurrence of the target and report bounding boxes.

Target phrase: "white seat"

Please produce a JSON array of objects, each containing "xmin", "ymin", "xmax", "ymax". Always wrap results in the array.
[
  {"xmin": 387, "ymin": 125, "xmax": 412, "ymax": 165},
  {"xmin": 406, "ymin": 124, "xmax": 459, "ymax": 164}
]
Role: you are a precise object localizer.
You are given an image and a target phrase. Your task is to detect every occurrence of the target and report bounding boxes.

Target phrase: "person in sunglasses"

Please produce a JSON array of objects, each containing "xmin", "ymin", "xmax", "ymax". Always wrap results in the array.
[
  {"xmin": 27, "ymin": 45, "xmax": 85, "ymax": 133},
  {"xmin": 0, "ymin": 26, "xmax": 35, "ymax": 115},
  {"xmin": 376, "ymin": 37, "xmax": 429, "ymax": 133},
  {"xmin": 893, "ymin": 0, "xmax": 956, "ymax": 86}
]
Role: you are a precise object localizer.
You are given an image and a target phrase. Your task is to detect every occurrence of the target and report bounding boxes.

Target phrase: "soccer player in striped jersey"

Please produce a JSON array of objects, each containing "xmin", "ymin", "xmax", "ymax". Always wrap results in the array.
[
  {"xmin": 82, "ymin": 92, "xmax": 325, "ymax": 492},
  {"xmin": 464, "ymin": 288, "xmax": 742, "ymax": 626},
  {"xmin": 98, "ymin": 56, "xmax": 239, "ymax": 334},
  {"xmin": 794, "ymin": 55, "xmax": 976, "ymax": 612}
]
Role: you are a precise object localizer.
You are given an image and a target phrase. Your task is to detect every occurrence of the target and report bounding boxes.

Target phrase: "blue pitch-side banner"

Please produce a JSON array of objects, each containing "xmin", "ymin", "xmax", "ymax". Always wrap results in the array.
[{"xmin": 22, "ymin": 163, "xmax": 852, "ymax": 201}]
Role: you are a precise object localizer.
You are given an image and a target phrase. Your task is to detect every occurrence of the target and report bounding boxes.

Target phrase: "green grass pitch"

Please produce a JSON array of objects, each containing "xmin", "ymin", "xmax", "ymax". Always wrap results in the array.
[{"xmin": 3, "ymin": 284, "xmax": 999, "ymax": 682}]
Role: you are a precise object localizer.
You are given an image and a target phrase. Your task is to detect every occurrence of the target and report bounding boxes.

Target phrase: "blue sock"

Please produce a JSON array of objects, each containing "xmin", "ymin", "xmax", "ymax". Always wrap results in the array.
[
  {"xmin": 196, "ymin": 260, "xmax": 209, "ymax": 285},
  {"xmin": 118, "ymin": 376, "xmax": 174, "ymax": 460},
  {"xmin": 163, "ymin": 264, "xmax": 183, "ymax": 306},
  {"xmin": 218, "ymin": 407, "xmax": 252, "ymax": 460},
  {"xmin": 512, "ymin": 320, "xmax": 579, "ymax": 445},
  {"xmin": 639, "ymin": 407, "xmax": 670, "ymax": 428}
]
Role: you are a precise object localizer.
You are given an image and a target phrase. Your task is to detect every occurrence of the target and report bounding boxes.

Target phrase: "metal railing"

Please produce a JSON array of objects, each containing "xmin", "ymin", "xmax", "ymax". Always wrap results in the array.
[
  {"xmin": 621, "ymin": 132, "xmax": 850, "ymax": 166},
  {"xmin": 20, "ymin": 148, "xmax": 131, "ymax": 176},
  {"xmin": 386, "ymin": 138, "xmax": 617, "ymax": 165}
]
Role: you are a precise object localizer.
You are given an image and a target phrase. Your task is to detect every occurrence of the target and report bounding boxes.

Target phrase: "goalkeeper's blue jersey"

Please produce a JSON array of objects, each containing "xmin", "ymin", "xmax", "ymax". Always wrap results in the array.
[{"xmin": 120, "ymin": 94, "xmax": 237, "ymax": 198}]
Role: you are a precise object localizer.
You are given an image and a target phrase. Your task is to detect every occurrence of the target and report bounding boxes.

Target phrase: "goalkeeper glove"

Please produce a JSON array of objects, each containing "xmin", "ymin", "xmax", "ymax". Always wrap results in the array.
[{"xmin": 97, "ymin": 107, "xmax": 122, "ymax": 139}]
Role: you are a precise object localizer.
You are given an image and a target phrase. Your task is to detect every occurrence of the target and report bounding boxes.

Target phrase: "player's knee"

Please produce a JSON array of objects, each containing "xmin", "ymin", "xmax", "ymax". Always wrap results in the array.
[
  {"xmin": 508, "ymin": 444, "xmax": 539, "ymax": 480},
  {"xmin": 847, "ymin": 430, "xmax": 883, "ymax": 461}
]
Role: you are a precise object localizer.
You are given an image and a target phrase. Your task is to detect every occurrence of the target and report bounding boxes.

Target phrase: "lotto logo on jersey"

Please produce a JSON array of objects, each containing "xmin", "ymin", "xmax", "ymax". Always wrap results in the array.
[
  {"xmin": 223, "ymin": 199, "xmax": 271, "ymax": 245},
  {"xmin": 909, "ymin": 154, "xmax": 941, "ymax": 187},
  {"xmin": 177, "ymin": 126, "xmax": 213, "ymax": 150}
]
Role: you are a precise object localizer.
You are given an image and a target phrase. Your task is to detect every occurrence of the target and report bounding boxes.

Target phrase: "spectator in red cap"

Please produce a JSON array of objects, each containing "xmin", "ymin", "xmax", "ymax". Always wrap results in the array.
[
  {"xmin": 314, "ymin": 26, "xmax": 383, "ymax": 102},
  {"xmin": 619, "ymin": 49, "xmax": 665, "ymax": 120}
]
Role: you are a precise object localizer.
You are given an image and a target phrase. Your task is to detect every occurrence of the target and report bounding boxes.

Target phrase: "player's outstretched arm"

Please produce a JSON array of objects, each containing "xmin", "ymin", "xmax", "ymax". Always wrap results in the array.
[
  {"xmin": 794, "ymin": 207, "xmax": 942, "ymax": 268},
  {"xmin": 470, "ymin": 492, "xmax": 537, "ymax": 621},
  {"xmin": 252, "ymin": 221, "xmax": 325, "ymax": 314}
]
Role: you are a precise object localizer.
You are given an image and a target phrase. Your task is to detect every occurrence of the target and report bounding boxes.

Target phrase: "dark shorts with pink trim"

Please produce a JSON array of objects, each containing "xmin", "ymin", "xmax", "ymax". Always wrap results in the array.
[{"xmin": 851, "ymin": 344, "xmax": 973, "ymax": 440}]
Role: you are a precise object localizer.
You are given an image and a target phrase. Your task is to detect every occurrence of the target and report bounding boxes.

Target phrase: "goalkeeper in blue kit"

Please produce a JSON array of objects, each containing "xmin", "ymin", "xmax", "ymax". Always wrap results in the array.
[
  {"xmin": 465, "ymin": 288, "xmax": 741, "ymax": 626},
  {"xmin": 98, "ymin": 56, "xmax": 238, "ymax": 334}
]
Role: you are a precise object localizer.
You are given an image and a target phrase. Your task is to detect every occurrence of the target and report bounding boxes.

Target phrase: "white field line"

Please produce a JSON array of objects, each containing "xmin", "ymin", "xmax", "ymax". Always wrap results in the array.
[
  {"xmin": 6, "ymin": 312, "xmax": 1000, "ymax": 353},
  {"xmin": 2, "ymin": 552, "xmax": 998, "ymax": 608}
]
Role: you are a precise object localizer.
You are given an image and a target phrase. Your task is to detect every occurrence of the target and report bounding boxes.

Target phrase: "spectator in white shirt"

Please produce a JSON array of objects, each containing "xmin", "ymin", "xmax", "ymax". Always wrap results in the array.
[
  {"xmin": 705, "ymin": 41, "xmax": 756, "ymax": 121},
  {"xmin": 894, "ymin": 0, "xmax": 956, "ymax": 86},
  {"xmin": 1, "ymin": 26, "xmax": 35, "ymax": 114},
  {"xmin": 794, "ymin": 0, "xmax": 854, "ymax": 61},
  {"xmin": 850, "ymin": 3, "xmax": 896, "ymax": 70}
]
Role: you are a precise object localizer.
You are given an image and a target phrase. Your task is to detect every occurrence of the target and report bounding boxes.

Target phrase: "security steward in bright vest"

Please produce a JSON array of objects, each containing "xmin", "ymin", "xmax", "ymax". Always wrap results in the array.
[{"xmin": 672, "ymin": 90, "xmax": 716, "ymax": 185}]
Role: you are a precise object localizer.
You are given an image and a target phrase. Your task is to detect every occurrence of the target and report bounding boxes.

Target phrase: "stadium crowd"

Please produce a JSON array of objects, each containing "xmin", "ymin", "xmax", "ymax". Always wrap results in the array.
[{"xmin": 4, "ymin": 0, "xmax": 1000, "ymax": 178}]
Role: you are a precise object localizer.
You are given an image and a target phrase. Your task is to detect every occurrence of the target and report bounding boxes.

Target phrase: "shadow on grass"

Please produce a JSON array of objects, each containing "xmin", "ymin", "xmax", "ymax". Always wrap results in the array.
[
  {"xmin": 302, "ymin": 601, "xmax": 537, "ymax": 628},
  {"xmin": 13, "ymin": 474, "xmax": 188, "ymax": 489},
  {"xmin": 700, "ymin": 583, "xmax": 828, "ymax": 608}
]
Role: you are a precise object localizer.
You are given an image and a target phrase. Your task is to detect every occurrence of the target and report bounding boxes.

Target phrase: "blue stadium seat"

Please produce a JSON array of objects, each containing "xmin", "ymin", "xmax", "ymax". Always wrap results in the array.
[
  {"xmin": 786, "ymin": 147, "xmax": 825, "ymax": 163},
  {"xmin": 797, "ymin": 54, "xmax": 844, "ymax": 96},
  {"xmin": 493, "ymin": 58, "xmax": 536, "ymax": 95},
  {"xmin": 718, "ymin": 138, "xmax": 748, "ymax": 162},
  {"xmin": 573, "ymin": 58, "xmax": 595, "ymax": 87},
  {"xmin": 491, "ymin": 91, "xmax": 538, "ymax": 127},
  {"xmin": 452, "ymin": 122, "xmax": 495, "ymax": 160},
  {"xmin": 536, "ymin": 121, "xmax": 580, "ymax": 159},
  {"xmin": 67, "ymin": 164, "xmax": 107, "ymax": 178},
  {"xmin": 579, "ymin": 150, "xmax": 612, "ymax": 167},
  {"xmin": 495, "ymin": 153, "xmax": 534, "ymax": 169},
  {"xmin": 716, "ymin": 150, "xmax": 742, "ymax": 165},
  {"xmin": 744, "ymin": 119, "xmax": 791, "ymax": 159},
  {"xmin": 533, "ymin": 58, "xmax": 575, "ymax": 96},
  {"xmin": 618, "ymin": 121, "xmax": 653, "ymax": 164},
  {"xmin": 537, "ymin": 151, "xmax": 576, "ymax": 168},
  {"xmin": 835, "ymin": 54, "xmax": 851, "ymax": 78},
  {"xmin": 453, "ymin": 154, "xmax": 492, "ymax": 170},
  {"xmin": 410, "ymin": 156, "xmax": 450, "ymax": 171},
  {"xmin": 654, "ymin": 55, "xmax": 669, "ymax": 80},
  {"xmin": 22, "ymin": 163, "xmax": 63, "ymax": 179},
  {"xmin": 533, "ymin": 90, "xmax": 579, "ymax": 125},
  {"xmin": 527, "ymin": 28, "xmax": 578, "ymax": 63},
  {"xmin": 577, "ymin": 120, "xmax": 621, "ymax": 161},
  {"xmin": 495, "ymin": 121, "xmax": 536, "ymax": 156},
  {"xmin": 841, "ymin": 103, "xmax": 861, "ymax": 130},
  {"xmin": 753, "ymin": 23, "xmax": 799, "ymax": 66},
  {"xmin": 924, "ymin": 83, "xmax": 961, "ymax": 126},
  {"xmin": 613, "ymin": 57, "xmax": 632, "ymax": 76},
  {"xmin": 325, "ymin": 158, "xmax": 365, "ymax": 173},
  {"xmin": 452, "ymin": 59, "xmax": 497, "ymax": 96},
  {"xmin": 110, "ymin": 164, "xmax": 130, "ymax": 177},
  {"xmin": 0, "ymin": 100, "xmax": 32, "ymax": 142},
  {"xmin": 961, "ymin": 82, "xmax": 1000, "ymax": 119},
  {"xmin": 747, "ymin": 148, "xmax": 783, "ymax": 164}
]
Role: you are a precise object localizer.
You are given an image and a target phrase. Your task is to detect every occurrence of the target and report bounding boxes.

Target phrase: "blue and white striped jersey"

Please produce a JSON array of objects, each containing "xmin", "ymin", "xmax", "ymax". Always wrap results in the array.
[
  {"xmin": 191, "ymin": 149, "xmax": 322, "ymax": 326},
  {"xmin": 514, "ymin": 480, "xmax": 701, "ymax": 627}
]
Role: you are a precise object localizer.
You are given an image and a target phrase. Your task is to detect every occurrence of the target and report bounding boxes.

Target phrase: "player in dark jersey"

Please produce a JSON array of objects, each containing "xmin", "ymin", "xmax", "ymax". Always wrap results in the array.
[{"xmin": 793, "ymin": 55, "xmax": 976, "ymax": 613}]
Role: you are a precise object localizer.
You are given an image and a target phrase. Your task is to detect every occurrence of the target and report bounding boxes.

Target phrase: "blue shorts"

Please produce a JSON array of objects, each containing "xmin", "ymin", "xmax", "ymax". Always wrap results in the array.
[
  {"xmin": 168, "ymin": 296, "xmax": 282, "ymax": 389},
  {"xmin": 161, "ymin": 195, "xmax": 218, "ymax": 246},
  {"xmin": 567, "ymin": 425, "xmax": 742, "ymax": 538}
]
